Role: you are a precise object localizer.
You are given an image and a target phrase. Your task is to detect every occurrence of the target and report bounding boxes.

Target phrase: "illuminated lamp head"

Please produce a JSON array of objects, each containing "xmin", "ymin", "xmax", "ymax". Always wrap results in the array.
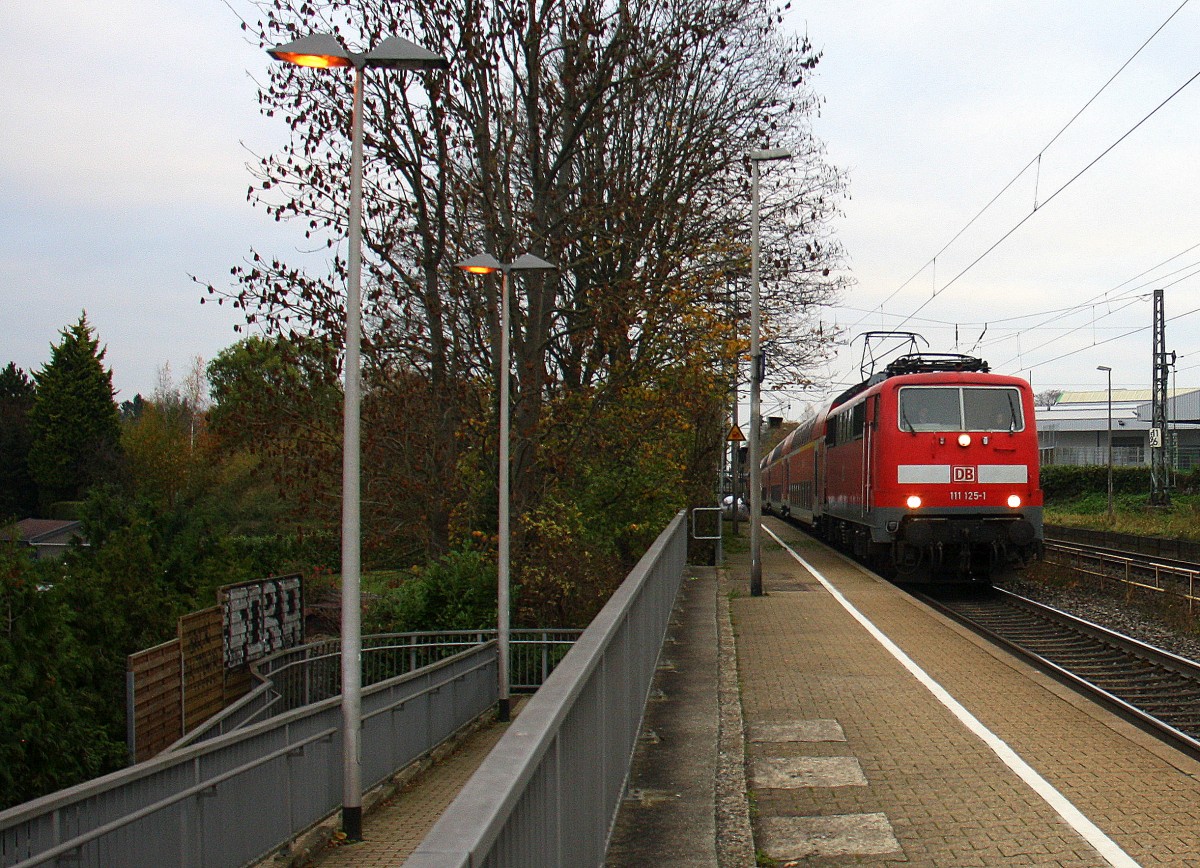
[
  {"xmin": 1007, "ymin": 494, "xmax": 1022, "ymax": 508},
  {"xmin": 906, "ymin": 495, "xmax": 922, "ymax": 509},
  {"xmin": 456, "ymin": 253, "xmax": 503, "ymax": 275},
  {"xmin": 271, "ymin": 51, "xmax": 352, "ymax": 68},
  {"xmin": 268, "ymin": 34, "xmax": 354, "ymax": 68},
  {"xmin": 957, "ymin": 433, "xmax": 972, "ymax": 447}
]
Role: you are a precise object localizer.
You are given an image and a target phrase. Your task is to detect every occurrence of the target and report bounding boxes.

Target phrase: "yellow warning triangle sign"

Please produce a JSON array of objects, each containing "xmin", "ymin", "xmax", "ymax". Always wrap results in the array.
[{"xmin": 727, "ymin": 424, "xmax": 746, "ymax": 442}]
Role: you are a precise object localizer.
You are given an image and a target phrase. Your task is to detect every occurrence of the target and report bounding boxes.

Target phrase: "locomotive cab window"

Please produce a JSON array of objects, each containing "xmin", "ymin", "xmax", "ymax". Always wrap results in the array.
[
  {"xmin": 898, "ymin": 387, "xmax": 959, "ymax": 432},
  {"xmin": 898, "ymin": 386, "xmax": 1024, "ymax": 433},
  {"xmin": 964, "ymin": 387, "xmax": 1024, "ymax": 432}
]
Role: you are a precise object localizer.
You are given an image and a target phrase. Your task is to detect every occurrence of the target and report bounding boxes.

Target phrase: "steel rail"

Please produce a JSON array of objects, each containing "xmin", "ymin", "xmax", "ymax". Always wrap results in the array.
[{"xmin": 922, "ymin": 587, "xmax": 1200, "ymax": 761}]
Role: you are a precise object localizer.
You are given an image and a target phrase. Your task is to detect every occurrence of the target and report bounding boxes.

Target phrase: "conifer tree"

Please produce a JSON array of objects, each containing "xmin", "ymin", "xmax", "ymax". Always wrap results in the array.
[
  {"xmin": 27, "ymin": 314, "xmax": 123, "ymax": 511},
  {"xmin": 0, "ymin": 363, "xmax": 37, "ymax": 520}
]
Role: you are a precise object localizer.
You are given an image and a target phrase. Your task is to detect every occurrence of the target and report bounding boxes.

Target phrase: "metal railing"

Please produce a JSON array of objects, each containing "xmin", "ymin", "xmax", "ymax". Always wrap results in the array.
[
  {"xmin": 173, "ymin": 629, "xmax": 580, "ymax": 750},
  {"xmin": 0, "ymin": 644, "xmax": 497, "ymax": 868},
  {"xmin": 1040, "ymin": 445, "xmax": 1145, "ymax": 467},
  {"xmin": 0, "ymin": 508, "xmax": 686, "ymax": 868},
  {"xmin": 1039, "ymin": 445, "xmax": 1200, "ymax": 471},
  {"xmin": 2, "ymin": 628, "xmax": 578, "ymax": 868},
  {"xmin": 1046, "ymin": 525, "xmax": 1200, "ymax": 565},
  {"xmin": 405, "ymin": 510, "xmax": 688, "ymax": 868},
  {"xmin": 1044, "ymin": 542, "xmax": 1200, "ymax": 614}
]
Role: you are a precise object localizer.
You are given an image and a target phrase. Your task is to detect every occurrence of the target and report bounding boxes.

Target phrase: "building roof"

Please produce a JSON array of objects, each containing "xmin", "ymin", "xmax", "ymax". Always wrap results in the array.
[
  {"xmin": 1037, "ymin": 402, "xmax": 1139, "ymax": 425},
  {"xmin": 0, "ymin": 518, "xmax": 84, "ymax": 544},
  {"xmin": 1037, "ymin": 387, "xmax": 1200, "ymax": 431},
  {"xmin": 1055, "ymin": 389, "xmax": 1164, "ymax": 404},
  {"xmin": 1037, "ymin": 418, "xmax": 1148, "ymax": 432}
]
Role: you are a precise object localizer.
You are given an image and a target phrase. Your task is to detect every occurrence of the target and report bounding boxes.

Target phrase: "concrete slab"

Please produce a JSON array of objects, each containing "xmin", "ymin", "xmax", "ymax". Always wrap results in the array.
[
  {"xmin": 750, "ymin": 756, "xmax": 868, "ymax": 789},
  {"xmin": 748, "ymin": 720, "xmax": 846, "ymax": 743},
  {"xmin": 758, "ymin": 813, "xmax": 902, "ymax": 860}
]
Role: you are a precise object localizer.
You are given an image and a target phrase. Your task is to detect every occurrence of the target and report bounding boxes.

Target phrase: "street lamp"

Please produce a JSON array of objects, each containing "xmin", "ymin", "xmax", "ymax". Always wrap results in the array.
[
  {"xmin": 1097, "ymin": 365, "xmax": 1113, "ymax": 520},
  {"xmin": 268, "ymin": 31, "xmax": 447, "ymax": 843},
  {"xmin": 747, "ymin": 147, "xmax": 791, "ymax": 597},
  {"xmin": 457, "ymin": 252, "xmax": 557, "ymax": 722}
]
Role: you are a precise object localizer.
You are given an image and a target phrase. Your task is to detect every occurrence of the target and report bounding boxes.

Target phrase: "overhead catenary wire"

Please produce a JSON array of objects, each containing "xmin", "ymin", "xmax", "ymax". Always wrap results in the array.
[
  {"xmin": 890, "ymin": 66, "xmax": 1200, "ymax": 333},
  {"xmin": 832, "ymin": 247, "xmax": 1200, "ymax": 348},
  {"xmin": 829, "ymin": 233, "xmax": 1200, "ymax": 391},
  {"xmin": 1014, "ymin": 303, "xmax": 1200, "ymax": 376},
  {"xmin": 844, "ymin": 0, "xmax": 1194, "ymax": 339}
]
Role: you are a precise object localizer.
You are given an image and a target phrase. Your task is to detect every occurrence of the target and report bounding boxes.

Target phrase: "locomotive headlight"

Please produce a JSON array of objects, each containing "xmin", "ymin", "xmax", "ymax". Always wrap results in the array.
[
  {"xmin": 957, "ymin": 433, "xmax": 972, "ymax": 447},
  {"xmin": 1007, "ymin": 494, "xmax": 1022, "ymax": 508},
  {"xmin": 906, "ymin": 495, "xmax": 922, "ymax": 509}
]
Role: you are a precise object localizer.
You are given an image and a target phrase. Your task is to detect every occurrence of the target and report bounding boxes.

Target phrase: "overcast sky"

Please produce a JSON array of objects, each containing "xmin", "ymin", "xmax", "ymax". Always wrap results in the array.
[
  {"xmin": 3, "ymin": 2, "xmax": 1199, "ymax": 414},
  {"xmin": 2, "ymin": 1, "xmax": 291, "ymax": 402},
  {"xmin": 778, "ymin": 0, "xmax": 1200, "ymax": 420}
]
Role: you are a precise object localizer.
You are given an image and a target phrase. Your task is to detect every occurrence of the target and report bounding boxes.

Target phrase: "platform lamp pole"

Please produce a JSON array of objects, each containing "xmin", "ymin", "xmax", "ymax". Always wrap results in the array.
[
  {"xmin": 747, "ymin": 148, "xmax": 791, "ymax": 597},
  {"xmin": 267, "ymin": 32, "xmax": 446, "ymax": 843},
  {"xmin": 1098, "ymin": 365, "xmax": 1113, "ymax": 520},
  {"xmin": 457, "ymin": 252, "xmax": 557, "ymax": 722}
]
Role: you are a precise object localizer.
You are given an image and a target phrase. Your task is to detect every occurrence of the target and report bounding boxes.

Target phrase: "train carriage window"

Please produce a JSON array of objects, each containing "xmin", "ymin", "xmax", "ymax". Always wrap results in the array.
[
  {"xmin": 964, "ymin": 387, "xmax": 1024, "ymax": 431},
  {"xmin": 852, "ymin": 402, "xmax": 865, "ymax": 440}
]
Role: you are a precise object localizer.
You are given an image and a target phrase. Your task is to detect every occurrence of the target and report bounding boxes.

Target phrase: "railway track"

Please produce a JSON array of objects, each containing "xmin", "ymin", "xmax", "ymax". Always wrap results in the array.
[{"xmin": 922, "ymin": 586, "xmax": 1200, "ymax": 759}]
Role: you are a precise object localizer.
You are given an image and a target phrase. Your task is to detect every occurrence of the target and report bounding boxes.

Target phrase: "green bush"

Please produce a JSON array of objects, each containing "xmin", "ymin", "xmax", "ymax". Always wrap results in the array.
[
  {"xmin": 0, "ymin": 542, "xmax": 124, "ymax": 809},
  {"xmin": 1040, "ymin": 465, "xmax": 1151, "ymax": 502},
  {"xmin": 364, "ymin": 545, "xmax": 497, "ymax": 634}
]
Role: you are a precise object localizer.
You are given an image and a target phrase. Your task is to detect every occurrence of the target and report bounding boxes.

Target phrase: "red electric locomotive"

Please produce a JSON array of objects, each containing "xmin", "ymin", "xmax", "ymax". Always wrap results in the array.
[{"xmin": 763, "ymin": 353, "xmax": 1043, "ymax": 581}]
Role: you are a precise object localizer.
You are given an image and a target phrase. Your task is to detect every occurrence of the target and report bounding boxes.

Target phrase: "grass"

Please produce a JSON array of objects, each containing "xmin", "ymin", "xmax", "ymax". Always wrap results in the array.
[{"xmin": 1046, "ymin": 492, "xmax": 1200, "ymax": 540}]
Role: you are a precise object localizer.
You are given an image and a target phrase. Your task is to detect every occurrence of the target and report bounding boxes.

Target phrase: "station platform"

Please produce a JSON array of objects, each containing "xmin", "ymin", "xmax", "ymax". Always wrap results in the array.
[
  {"xmin": 612, "ymin": 516, "xmax": 1200, "ymax": 866},
  {"xmin": 298, "ymin": 516, "xmax": 1200, "ymax": 866}
]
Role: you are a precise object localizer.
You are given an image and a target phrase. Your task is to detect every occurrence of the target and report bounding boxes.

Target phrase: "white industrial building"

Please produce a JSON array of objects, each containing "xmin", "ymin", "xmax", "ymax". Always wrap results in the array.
[{"xmin": 1037, "ymin": 388, "xmax": 1200, "ymax": 469}]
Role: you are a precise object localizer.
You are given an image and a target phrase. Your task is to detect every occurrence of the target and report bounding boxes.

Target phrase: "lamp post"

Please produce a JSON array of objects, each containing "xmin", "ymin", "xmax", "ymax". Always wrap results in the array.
[
  {"xmin": 747, "ymin": 148, "xmax": 791, "ymax": 597},
  {"xmin": 268, "ymin": 32, "xmax": 446, "ymax": 843},
  {"xmin": 457, "ymin": 252, "xmax": 557, "ymax": 722},
  {"xmin": 1097, "ymin": 365, "xmax": 1113, "ymax": 520},
  {"xmin": 728, "ymin": 273, "xmax": 741, "ymax": 537}
]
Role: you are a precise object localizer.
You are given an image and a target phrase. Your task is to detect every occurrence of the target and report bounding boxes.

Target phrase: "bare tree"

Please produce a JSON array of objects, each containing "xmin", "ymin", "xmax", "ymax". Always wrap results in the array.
[{"xmin": 209, "ymin": 0, "xmax": 848, "ymax": 559}]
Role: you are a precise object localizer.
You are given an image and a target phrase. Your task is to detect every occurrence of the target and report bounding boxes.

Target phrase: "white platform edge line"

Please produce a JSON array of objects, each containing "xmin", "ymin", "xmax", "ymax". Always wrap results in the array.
[{"xmin": 762, "ymin": 525, "xmax": 1141, "ymax": 868}]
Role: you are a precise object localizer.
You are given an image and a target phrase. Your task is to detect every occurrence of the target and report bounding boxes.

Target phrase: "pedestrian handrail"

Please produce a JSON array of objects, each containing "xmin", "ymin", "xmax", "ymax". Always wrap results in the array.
[
  {"xmin": 171, "ymin": 629, "xmax": 581, "ymax": 750},
  {"xmin": 0, "ymin": 507, "xmax": 685, "ymax": 868},
  {"xmin": 404, "ymin": 510, "xmax": 689, "ymax": 867},
  {"xmin": 0, "ymin": 642, "xmax": 499, "ymax": 868}
]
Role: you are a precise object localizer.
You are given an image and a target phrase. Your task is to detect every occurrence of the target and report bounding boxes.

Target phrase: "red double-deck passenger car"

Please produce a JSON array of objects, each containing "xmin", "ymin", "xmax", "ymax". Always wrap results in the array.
[{"xmin": 762, "ymin": 354, "xmax": 1043, "ymax": 581}]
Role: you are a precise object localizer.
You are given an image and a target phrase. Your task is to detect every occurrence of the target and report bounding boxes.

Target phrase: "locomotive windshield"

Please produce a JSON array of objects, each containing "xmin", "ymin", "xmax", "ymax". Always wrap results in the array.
[{"xmin": 898, "ymin": 386, "xmax": 1024, "ymax": 433}]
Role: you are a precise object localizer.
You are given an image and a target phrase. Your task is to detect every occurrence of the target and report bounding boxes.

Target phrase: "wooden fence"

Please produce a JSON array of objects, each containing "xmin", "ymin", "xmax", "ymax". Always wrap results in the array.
[{"xmin": 125, "ymin": 575, "xmax": 302, "ymax": 763}]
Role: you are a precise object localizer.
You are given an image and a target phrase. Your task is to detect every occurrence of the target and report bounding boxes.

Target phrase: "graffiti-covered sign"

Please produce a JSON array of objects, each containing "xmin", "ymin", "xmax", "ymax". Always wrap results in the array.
[{"xmin": 221, "ymin": 575, "xmax": 304, "ymax": 668}]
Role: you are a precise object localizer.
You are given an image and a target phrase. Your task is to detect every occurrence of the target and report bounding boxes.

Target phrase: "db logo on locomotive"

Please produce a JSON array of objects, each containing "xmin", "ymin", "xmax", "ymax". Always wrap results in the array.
[{"xmin": 952, "ymin": 465, "xmax": 977, "ymax": 483}]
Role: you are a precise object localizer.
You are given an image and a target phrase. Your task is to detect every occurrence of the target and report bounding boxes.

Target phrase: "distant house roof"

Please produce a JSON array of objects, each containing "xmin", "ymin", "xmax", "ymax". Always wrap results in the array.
[
  {"xmin": 6, "ymin": 519, "xmax": 81, "ymax": 543},
  {"xmin": 0, "ymin": 519, "xmax": 87, "ymax": 558}
]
